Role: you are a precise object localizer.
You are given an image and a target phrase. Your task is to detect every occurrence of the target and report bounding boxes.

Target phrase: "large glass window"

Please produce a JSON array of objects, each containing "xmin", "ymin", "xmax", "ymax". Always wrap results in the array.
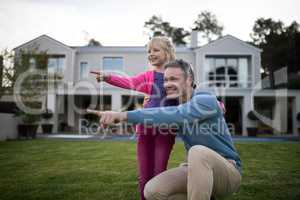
[
  {"xmin": 80, "ymin": 62, "xmax": 89, "ymax": 79},
  {"xmin": 205, "ymin": 56, "xmax": 251, "ymax": 88},
  {"xmin": 238, "ymin": 58, "xmax": 249, "ymax": 88},
  {"xmin": 48, "ymin": 56, "xmax": 65, "ymax": 76},
  {"xmin": 102, "ymin": 57, "xmax": 123, "ymax": 72}
]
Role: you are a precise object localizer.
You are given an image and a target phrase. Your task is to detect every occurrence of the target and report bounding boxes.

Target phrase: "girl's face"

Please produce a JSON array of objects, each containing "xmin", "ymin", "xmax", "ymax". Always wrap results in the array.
[{"xmin": 147, "ymin": 42, "xmax": 168, "ymax": 67}]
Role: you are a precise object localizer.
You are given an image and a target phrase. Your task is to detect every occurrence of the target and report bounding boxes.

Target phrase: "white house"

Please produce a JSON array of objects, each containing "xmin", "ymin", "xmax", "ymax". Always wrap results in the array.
[{"xmin": 10, "ymin": 33, "xmax": 300, "ymax": 137}]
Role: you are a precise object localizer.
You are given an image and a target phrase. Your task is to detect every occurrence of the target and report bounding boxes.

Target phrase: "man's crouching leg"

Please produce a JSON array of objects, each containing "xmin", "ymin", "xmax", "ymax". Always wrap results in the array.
[
  {"xmin": 144, "ymin": 166, "xmax": 187, "ymax": 200},
  {"xmin": 187, "ymin": 145, "xmax": 241, "ymax": 200}
]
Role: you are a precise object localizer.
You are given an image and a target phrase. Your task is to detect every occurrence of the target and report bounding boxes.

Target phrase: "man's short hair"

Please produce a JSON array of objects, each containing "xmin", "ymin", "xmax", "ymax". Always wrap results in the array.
[{"xmin": 164, "ymin": 59, "xmax": 196, "ymax": 89}]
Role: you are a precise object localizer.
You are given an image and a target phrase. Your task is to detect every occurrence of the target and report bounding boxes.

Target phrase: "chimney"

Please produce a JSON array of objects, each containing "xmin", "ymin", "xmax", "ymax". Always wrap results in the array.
[{"xmin": 190, "ymin": 30, "xmax": 198, "ymax": 48}]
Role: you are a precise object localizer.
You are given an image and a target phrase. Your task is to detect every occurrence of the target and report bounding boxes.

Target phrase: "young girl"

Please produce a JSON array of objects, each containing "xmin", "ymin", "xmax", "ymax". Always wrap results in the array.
[{"xmin": 92, "ymin": 36, "xmax": 177, "ymax": 200}]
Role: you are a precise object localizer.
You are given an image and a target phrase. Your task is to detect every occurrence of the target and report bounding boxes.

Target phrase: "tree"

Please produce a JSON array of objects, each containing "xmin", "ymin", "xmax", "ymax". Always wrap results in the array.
[
  {"xmin": 1, "ymin": 46, "xmax": 63, "ymax": 114},
  {"xmin": 0, "ymin": 49, "xmax": 15, "ymax": 99},
  {"xmin": 250, "ymin": 18, "xmax": 284, "ymax": 45},
  {"xmin": 144, "ymin": 15, "xmax": 165, "ymax": 36},
  {"xmin": 172, "ymin": 28, "xmax": 191, "ymax": 46},
  {"xmin": 0, "ymin": 55, "xmax": 2, "ymax": 86},
  {"xmin": 193, "ymin": 11, "xmax": 223, "ymax": 42},
  {"xmin": 87, "ymin": 38, "xmax": 102, "ymax": 47},
  {"xmin": 250, "ymin": 18, "xmax": 300, "ymax": 88},
  {"xmin": 0, "ymin": 55, "xmax": 3, "ymax": 99},
  {"xmin": 144, "ymin": 12, "xmax": 223, "ymax": 46},
  {"xmin": 144, "ymin": 15, "xmax": 190, "ymax": 45},
  {"xmin": 285, "ymin": 22, "xmax": 300, "ymax": 75}
]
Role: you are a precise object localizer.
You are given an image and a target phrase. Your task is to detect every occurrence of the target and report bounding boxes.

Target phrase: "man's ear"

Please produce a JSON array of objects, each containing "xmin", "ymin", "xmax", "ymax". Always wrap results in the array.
[{"xmin": 186, "ymin": 75, "xmax": 193, "ymax": 87}]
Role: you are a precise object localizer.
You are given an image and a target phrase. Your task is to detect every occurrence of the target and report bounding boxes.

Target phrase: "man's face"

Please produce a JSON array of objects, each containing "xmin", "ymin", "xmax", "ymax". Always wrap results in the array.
[{"xmin": 164, "ymin": 67, "xmax": 192, "ymax": 99}]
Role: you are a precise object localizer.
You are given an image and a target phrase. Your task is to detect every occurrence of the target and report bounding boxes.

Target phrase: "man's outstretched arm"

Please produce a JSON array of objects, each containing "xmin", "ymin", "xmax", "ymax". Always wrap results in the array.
[
  {"xmin": 87, "ymin": 94, "xmax": 220, "ymax": 126},
  {"xmin": 127, "ymin": 94, "xmax": 219, "ymax": 125}
]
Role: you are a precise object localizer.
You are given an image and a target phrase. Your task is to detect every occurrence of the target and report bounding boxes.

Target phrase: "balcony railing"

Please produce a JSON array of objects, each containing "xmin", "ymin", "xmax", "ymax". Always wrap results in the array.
[{"xmin": 207, "ymin": 75, "xmax": 252, "ymax": 88}]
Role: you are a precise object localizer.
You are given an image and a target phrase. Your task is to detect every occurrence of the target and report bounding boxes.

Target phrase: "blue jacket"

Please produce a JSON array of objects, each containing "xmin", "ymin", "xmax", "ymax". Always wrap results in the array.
[{"xmin": 127, "ymin": 91, "xmax": 242, "ymax": 172}]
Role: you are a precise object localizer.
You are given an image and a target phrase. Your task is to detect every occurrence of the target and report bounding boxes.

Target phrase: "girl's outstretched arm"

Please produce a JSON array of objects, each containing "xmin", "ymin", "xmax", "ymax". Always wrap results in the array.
[{"xmin": 90, "ymin": 70, "xmax": 152, "ymax": 94}]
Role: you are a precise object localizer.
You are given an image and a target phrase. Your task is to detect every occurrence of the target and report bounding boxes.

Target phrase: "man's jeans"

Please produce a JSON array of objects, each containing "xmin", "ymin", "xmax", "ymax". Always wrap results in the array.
[{"xmin": 144, "ymin": 145, "xmax": 241, "ymax": 200}]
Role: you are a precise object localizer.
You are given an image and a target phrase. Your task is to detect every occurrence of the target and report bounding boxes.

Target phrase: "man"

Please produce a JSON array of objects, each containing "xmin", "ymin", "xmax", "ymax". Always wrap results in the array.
[{"xmin": 87, "ymin": 59, "xmax": 242, "ymax": 200}]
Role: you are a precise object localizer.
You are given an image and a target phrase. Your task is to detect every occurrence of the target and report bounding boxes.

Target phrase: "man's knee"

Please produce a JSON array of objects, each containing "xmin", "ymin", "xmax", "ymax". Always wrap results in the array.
[
  {"xmin": 143, "ymin": 180, "xmax": 154, "ymax": 199},
  {"xmin": 144, "ymin": 178, "xmax": 167, "ymax": 200},
  {"xmin": 144, "ymin": 167, "xmax": 187, "ymax": 200},
  {"xmin": 188, "ymin": 145, "xmax": 213, "ymax": 162},
  {"xmin": 144, "ymin": 175, "xmax": 178, "ymax": 200}
]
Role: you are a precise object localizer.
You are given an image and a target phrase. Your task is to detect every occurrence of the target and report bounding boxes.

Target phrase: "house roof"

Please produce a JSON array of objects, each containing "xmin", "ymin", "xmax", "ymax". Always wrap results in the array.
[
  {"xmin": 13, "ymin": 34, "xmax": 261, "ymax": 54},
  {"xmin": 14, "ymin": 34, "xmax": 191, "ymax": 53},
  {"xmin": 13, "ymin": 34, "xmax": 74, "ymax": 51},
  {"xmin": 75, "ymin": 46, "xmax": 191, "ymax": 53},
  {"xmin": 196, "ymin": 34, "xmax": 262, "ymax": 52}
]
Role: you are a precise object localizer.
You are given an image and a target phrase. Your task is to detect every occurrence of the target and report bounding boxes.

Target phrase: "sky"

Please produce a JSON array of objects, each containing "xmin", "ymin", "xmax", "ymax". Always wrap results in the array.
[{"xmin": 0, "ymin": 0, "xmax": 299, "ymax": 50}]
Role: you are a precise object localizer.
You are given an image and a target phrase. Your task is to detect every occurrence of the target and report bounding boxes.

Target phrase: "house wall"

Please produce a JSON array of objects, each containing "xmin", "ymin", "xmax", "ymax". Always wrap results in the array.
[
  {"xmin": 0, "ymin": 113, "xmax": 18, "ymax": 140},
  {"xmin": 194, "ymin": 36, "xmax": 261, "ymax": 88},
  {"xmin": 14, "ymin": 36, "xmax": 76, "ymax": 84},
  {"xmin": 73, "ymin": 48, "xmax": 194, "ymax": 85},
  {"xmin": 14, "ymin": 36, "xmax": 76, "ymax": 120},
  {"xmin": 74, "ymin": 51, "xmax": 148, "ymax": 83},
  {"xmin": 12, "ymin": 35, "xmax": 300, "ymax": 136}
]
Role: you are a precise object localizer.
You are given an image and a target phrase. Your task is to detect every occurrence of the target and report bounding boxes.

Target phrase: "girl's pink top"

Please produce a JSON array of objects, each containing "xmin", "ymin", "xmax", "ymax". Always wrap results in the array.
[
  {"xmin": 106, "ymin": 70, "xmax": 157, "ymax": 135},
  {"xmin": 106, "ymin": 70, "xmax": 154, "ymax": 95}
]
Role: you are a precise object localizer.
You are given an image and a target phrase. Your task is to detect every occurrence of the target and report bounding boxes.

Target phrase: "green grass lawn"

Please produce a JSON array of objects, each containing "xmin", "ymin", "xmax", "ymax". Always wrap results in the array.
[{"xmin": 0, "ymin": 140, "xmax": 299, "ymax": 200}]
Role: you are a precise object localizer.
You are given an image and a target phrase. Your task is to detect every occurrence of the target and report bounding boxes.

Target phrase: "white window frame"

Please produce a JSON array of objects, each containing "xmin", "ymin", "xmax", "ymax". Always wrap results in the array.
[
  {"xmin": 102, "ymin": 57, "xmax": 124, "ymax": 72},
  {"xmin": 80, "ymin": 61, "xmax": 89, "ymax": 79}
]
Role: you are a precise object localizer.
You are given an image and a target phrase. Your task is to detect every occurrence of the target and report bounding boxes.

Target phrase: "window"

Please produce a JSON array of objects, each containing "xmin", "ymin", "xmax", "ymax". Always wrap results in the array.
[
  {"xmin": 102, "ymin": 57, "xmax": 123, "ymax": 72},
  {"xmin": 75, "ymin": 95, "xmax": 112, "ymax": 111},
  {"xmin": 80, "ymin": 62, "xmax": 89, "ymax": 79},
  {"xmin": 238, "ymin": 58, "xmax": 249, "ymax": 88},
  {"xmin": 205, "ymin": 56, "xmax": 251, "ymax": 88},
  {"xmin": 48, "ymin": 56, "xmax": 65, "ymax": 75}
]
